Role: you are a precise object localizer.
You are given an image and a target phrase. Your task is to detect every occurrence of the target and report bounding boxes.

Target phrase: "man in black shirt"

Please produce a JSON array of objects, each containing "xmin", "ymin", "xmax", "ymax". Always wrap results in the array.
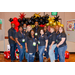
[
  {"xmin": 33, "ymin": 22, "xmax": 41, "ymax": 61},
  {"xmin": 8, "ymin": 23, "xmax": 16, "ymax": 62}
]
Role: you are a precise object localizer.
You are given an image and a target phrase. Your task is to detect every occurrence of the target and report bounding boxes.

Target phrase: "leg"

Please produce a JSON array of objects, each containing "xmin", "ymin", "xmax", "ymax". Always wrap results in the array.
[
  {"xmin": 39, "ymin": 46, "xmax": 45, "ymax": 62},
  {"xmin": 49, "ymin": 44, "xmax": 56, "ymax": 62},
  {"xmin": 55, "ymin": 47, "xmax": 58, "ymax": 60},
  {"xmin": 10, "ymin": 44, "xmax": 15, "ymax": 61}
]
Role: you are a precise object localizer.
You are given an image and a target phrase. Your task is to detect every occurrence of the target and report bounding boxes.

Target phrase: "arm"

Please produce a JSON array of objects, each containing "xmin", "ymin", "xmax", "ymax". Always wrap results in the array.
[
  {"xmin": 25, "ymin": 42, "xmax": 28, "ymax": 52},
  {"xmin": 57, "ymin": 38, "xmax": 65, "ymax": 47},
  {"xmin": 15, "ymin": 38, "xmax": 23, "ymax": 49},
  {"xmin": 36, "ymin": 44, "xmax": 38, "ymax": 52},
  {"xmin": 10, "ymin": 36, "xmax": 15, "ymax": 41}
]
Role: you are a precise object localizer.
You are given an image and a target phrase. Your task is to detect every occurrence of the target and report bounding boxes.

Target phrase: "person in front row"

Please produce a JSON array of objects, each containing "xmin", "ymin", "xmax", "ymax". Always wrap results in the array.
[
  {"xmin": 56, "ymin": 26, "xmax": 67, "ymax": 62},
  {"xmin": 25, "ymin": 30, "xmax": 38, "ymax": 62},
  {"xmin": 38, "ymin": 29, "xmax": 48, "ymax": 62},
  {"xmin": 48, "ymin": 27, "xmax": 56, "ymax": 62},
  {"xmin": 15, "ymin": 25, "xmax": 27, "ymax": 62}
]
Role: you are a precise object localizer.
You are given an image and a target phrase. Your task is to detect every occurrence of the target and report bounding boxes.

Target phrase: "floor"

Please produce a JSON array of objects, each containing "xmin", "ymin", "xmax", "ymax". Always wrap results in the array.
[{"xmin": 0, "ymin": 53, "xmax": 75, "ymax": 62}]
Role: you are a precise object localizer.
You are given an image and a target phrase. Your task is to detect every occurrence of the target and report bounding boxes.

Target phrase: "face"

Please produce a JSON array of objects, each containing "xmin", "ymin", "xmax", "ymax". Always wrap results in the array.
[
  {"xmin": 11, "ymin": 23, "xmax": 15, "ymax": 28},
  {"xmin": 19, "ymin": 27, "xmax": 23, "ymax": 32},
  {"xmin": 27, "ymin": 26, "xmax": 31, "ymax": 32},
  {"xmin": 50, "ymin": 28, "xmax": 54, "ymax": 33},
  {"xmin": 44, "ymin": 26, "xmax": 47, "ymax": 31},
  {"xmin": 31, "ymin": 30, "xmax": 34, "ymax": 36},
  {"xmin": 40, "ymin": 29, "xmax": 44, "ymax": 35},
  {"xmin": 55, "ymin": 25, "xmax": 59, "ymax": 31},
  {"xmin": 35, "ymin": 22, "xmax": 38, "ymax": 27},
  {"xmin": 59, "ymin": 27, "xmax": 63, "ymax": 33},
  {"xmin": 23, "ymin": 24, "xmax": 26, "ymax": 28}
]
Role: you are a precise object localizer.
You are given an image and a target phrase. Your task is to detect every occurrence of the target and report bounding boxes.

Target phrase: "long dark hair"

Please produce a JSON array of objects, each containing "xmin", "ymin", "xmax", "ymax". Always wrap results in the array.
[
  {"xmin": 59, "ymin": 26, "xmax": 65, "ymax": 33},
  {"xmin": 29, "ymin": 29, "xmax": 35, "ymax": 38}
]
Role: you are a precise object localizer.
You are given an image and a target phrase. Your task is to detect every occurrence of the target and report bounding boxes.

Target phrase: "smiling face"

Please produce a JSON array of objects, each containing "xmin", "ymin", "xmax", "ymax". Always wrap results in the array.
[
  {"xmin": 11, "ymin": 23, "xmax": 15, "ymax": 29},
  {"xmin": 40, "ymin": 29, "xmax": 44, "ymax": 35},
  {"xmin": 44, "ymin": 26, "xmax": 47, "ymax": 31},
  {"xmin": 35, "ymin": 22, "xmax": 39, "ymax": 27},
  {"xmin": 31, "ymin": 30, "xmax": 34, "ymax": 36},
  {"xmin": 59, "ymin": 27, "xmax": 63, "ymax": 33}
]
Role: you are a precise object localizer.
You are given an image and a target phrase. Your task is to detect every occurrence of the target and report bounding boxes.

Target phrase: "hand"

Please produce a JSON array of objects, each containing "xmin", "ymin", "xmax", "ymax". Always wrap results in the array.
[
  {"xmin": 56, "ymin": 44, "xmax": 59, "ymax": 48},
  {"xmin": 45, "ymin": 48, "xmax": 47, "ymax": 52},
  {"xmin": 20, "ymin": 45, "xmax": 23, "ymax": 49},
  {"xmin": 49, "ymin": 45, "xmax": 52, "ymax": 50},
  {"xmin": 26, "ymin": 48, "xmax": 28, "ymax": 53}
]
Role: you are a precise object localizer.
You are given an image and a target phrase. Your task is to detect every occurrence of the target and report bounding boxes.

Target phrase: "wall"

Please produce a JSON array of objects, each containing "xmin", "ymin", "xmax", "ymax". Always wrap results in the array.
[{"xmin": 0, "ymin": 12, "xmax": 75, "ymax": 52}]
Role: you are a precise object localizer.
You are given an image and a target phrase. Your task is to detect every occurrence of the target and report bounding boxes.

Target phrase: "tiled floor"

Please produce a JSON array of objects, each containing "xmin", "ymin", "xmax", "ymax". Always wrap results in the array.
[{"xmin": 0, "ymin": 53, "xmax": 75, "ymax": 62}]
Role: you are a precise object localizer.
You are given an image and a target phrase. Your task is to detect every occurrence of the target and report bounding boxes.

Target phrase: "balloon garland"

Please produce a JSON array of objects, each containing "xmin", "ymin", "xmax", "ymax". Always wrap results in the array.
[{"xmin": 9, "ymin": 13, "xmax": 64, "ymax": 32}]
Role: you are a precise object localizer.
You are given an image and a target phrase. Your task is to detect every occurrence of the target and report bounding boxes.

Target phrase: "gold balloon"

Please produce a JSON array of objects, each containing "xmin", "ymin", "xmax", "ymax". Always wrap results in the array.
[
  {"xmin": 53, "ymin": 22, "xmax": 56, "ymax": 26},
  {"xmin": 49, "ymin": 20, "xmax": 53, "ymax": 25},
  {"xmin": 46, "ymin": 23, "xmax": 49, "ymax": 26},
  {"xmin": 51, "ymin": 17, "xmax": 55, "ymax": 21},
  {"xmin": 60, "ymin": 24, "xmax": 64, "ymax": 27},
  {"xmin": 31, "ymin": 25, "xmax": 35, "ymax": 28},
  {"xmin": 57, "ymin": 22, "xmax": 61, "ymax": 26},
  {"xmin": 34, "ymin": 13, "xmax": 40, "ymax": 18},
  {"xmin": 48, "ymin": 16, "xmax": 51, "ymax": 20}
]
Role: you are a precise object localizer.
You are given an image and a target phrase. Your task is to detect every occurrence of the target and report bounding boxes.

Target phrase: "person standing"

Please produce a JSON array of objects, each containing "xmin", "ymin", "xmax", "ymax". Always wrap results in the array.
[
  {"xmin": 43, "ymin": 26, "xmax": 51, "ymax": 61},
  {"xmin": 33, "ymin": 21, "xmax": 41, "ymax": 61},
  {"xmin": 48, "ymin": 27, "xmax": 56, "ymax": 62},
  {"xmin": 25, "ymin": 30, "xmax": 38, "ymax": 62},
  {"xmin": 38, "ymin": 29, "xmax": 48, "ymax": 62},
  {"xmin": 15, "ymin": 25, "xmax": 26, "ymax": 62},
  {"xmin": 55, "ymin": 25, "xmax": 59, "ymax": 61},
  {"xmin": 23, "ymin": 23, "xmax": 27, "ymax": 60},
  {"xmin": 56, "ymin": 26, "xmax": 67, "ymax": 62},
  {"xmin": 8, "ymin": 23, "xmax": 16, "ymax": 62}
]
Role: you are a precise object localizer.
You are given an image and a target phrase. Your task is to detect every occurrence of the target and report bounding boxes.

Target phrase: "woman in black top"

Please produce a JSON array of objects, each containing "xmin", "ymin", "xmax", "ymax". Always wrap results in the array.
[
  {"xmin": 25, "ymin": 30, "xmax": 38, "ymax": 62},
  {"xmin": 38, "ymin": 29, "xmax": 48, "ymax": 62},
  {"xmin": 56, "ymin": 26, "xmax": 67, "ymax": 62},
  {"xmin": 15, "ymin": 25, "xmax": 26, "ymax": 62},
  {"xmin": 48, "ymin": 26, "xmax": 56, "ymax": 62}
]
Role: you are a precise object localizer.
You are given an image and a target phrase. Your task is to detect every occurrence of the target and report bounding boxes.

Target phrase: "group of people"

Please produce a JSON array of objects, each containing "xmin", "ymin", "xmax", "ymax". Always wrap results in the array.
[{"xmin": 8, "ymin": 21, "xmax": 67, "ymax": 62}]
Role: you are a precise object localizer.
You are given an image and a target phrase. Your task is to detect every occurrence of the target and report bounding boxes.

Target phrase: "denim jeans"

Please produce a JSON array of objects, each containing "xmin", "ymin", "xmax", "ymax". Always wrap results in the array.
[
  {"xmin": 55, "ymin": 47, "xmax": 58, "ymax": 60},
  {"xmin": 58, "ymin": 45, "xmax": 67, "ymax": 62},
  {"xmin": 44, "ymin": 46, "xmax": 49, "ymax": 58},
  {"xmin": 17, "ymin": 43, "xmax": 25, "ymax": 62},
  {"xmin": 10, "ymin": 43, "xmax": 16, "ymax": 61},
  {"xmin": 38, "ymin": 46, "xmax": 45, "ymax": 62},
  {"xmin": 22, "ymin": 44, "xmax": 27, "ymax": 60},
  {"xmin": 27, "ymin": 53, "xmax": 35, "ymax": 62},
  {"xmin": 49, "ymin": 44, "xmax": 56, "ymax": 62}
]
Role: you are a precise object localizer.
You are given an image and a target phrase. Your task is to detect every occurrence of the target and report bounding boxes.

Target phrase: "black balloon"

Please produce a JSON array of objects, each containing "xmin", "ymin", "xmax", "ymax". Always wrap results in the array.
[
  {"xmin": 21, "ymin": 21, "xmax": 24, "ymax": 25},
  {"xmin": 45, "ymin": 14, "xmax": 49, "ymax": 19},
  {"xmin": 38, "ymin": 21, "xmax": 41, "ymax": 25},
  {"xmin": 35, "ymin": 18, "xmax": 39, "ymax": 22},
  {"xmin": 9, "ymin": 18, "xmax": 13, "ymax": 22},
  {"xmin": 25, "ymin": 21, "xmax": 29, "ymax": 25},
  {"xmin": 42, "ymin": 21, "xmax": 45, "ymax": 25},
  {"xmin": 40, "ymin": 19, "xmax": 43, "ymax": 22},
  {"xmin": 18, "ymin": 18, "xmax": 21, "ymax": 23},
  {"xmin": 45, "ymin": 19, "xmax": 49, "ymax": 23},
  {"xmin": 42, "ymin": 16, "xmax": 46, "ymax": 20},
  {"xmin": 31, "ymin": 16, "xmax": 34, "ymax": 20},
  {"xmin": 22, "ymin": 18, "xmax": 26, "ymax": 22},
  {"xmin": 31, "ymin": 21, "xmax": 34, "ymax": 25}
]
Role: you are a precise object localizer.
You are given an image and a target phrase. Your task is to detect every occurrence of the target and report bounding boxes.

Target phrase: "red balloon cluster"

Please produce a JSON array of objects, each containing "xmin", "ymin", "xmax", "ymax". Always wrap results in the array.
[
  {"xmin": 19, "ymin": 13, "xmax": 26, "ymax": 20},
  {"xmin": 11, "ymin": 17, "xmax": 20, "ymax": 32},
  {"xmin": 40, "ymin": 24, "xmax": 45, "ymax": 27}
]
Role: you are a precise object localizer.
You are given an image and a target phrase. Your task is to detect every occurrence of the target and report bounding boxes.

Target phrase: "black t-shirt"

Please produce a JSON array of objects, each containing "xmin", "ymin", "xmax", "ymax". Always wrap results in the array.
[
  {"xmin": 15, "ymin": 31, "xmax": 27, "ymax": 43},
  {"xmin": 25, "ymin": 36, "xmax": 38, "ymax": 53},
  {"xmin": 8, "ymin": 28, "xmax": 16, "ymax": 44},
  {"xmin": 44, "ymin": 30, "xmax": 51, "ymax": 37},
  {"xmin": 33, "ymin": 26, "xmax": 41, "ymax": 38},
  {"xmin": 57, "ymin": 33, "xmax": 67, "ymax": 47},
  {"xmin": 55, "ymin": 31, "xmax": 59, "ymax": 43},
  {"xmin": 48, "ymin": 32, "xmax": 56, "ymax": 45},
  {"xmin": 38, "ymin": 34, "xmax": 48, "ymax": 46}
]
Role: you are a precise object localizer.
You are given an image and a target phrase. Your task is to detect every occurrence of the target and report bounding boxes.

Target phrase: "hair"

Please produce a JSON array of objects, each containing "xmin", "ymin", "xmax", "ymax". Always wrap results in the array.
[
  {"xmin": 26, "ymin": 25, "xmax": 32, "ymax": 32},
  {"xmin": 40, "ymin": 29, "xmax": 45, "ymax": 34},
  {"xmin": 59, "ymin": 26, "xmax": 65, "ymax": 33},
  {"xmin": 29, "ymin": 29, "xmax": 35, "ymax": 38},
  {"xmin": 50, "ymin": 26, "xmax": 55, "ymax": 32},
  {"xmin": 23, "ymin": 23, "xmax": 26, "ymax": 26},
  {"xmin": 18, "ymin": 25, "xmax": 23, "ymax": 29}
]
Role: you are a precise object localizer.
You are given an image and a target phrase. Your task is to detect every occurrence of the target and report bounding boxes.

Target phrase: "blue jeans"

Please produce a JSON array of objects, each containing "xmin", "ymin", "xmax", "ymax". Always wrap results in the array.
[
  {"xmin": 38, "ymin": 46, "xmax": 45, "ymax": 62},
  {"xmin": 49, "ymin": 44, "xmax": 56, "ymax": 62},
  {"xmin": 58, "ymin": 45, "xmax": 67, "ymax": 62},
  {"xmin": 22, "ymin": 44, "xmax": 27, "ymax": 60},
  {"xmin": 10, "ymin": 43, "xmax": 16, "ymax": 61},
  {"xmin": 17, "ymin": 43, "xmax": 25, "ymax": 62},
  {"xmin": 27, "ymin": 53, "xmax": 35, "ymax": 62},
  {"xmin": 44, "ymin": 46, "xmax": 49, "ymax": 58},
  {"xmin": 55, "ymin": 47, "xmax": 58, "ymax": 60}
]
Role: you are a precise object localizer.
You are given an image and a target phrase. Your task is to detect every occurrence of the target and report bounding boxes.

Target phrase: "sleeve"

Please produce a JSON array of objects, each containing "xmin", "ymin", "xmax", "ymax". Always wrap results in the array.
[
  {"xmin": 61, "ymin": 33, "xmax": 66, "ymax": 38},
  {"xmin": 53, "ymin": 33, "xmax": 56, "ymax": 41},
  {"xmin": 8, "ymin": 30, "xmax": 12, "ymax": 37},
  {"xmin": 15, "ymin": 33, "xmax": 18, "ymax": 38},
  {"xmin": 25, "ymin": 36, "xmax": 28, "ymax": 43},
  {"xmin": 45, "ymin": 35, "xmax": 48, "ymax": 40}
]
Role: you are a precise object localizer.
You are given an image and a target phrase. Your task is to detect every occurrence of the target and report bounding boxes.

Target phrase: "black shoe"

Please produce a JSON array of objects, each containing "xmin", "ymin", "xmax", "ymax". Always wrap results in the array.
[{"xmin": 55, "ymin": 60, "xmax": 58, "ymax": 62}]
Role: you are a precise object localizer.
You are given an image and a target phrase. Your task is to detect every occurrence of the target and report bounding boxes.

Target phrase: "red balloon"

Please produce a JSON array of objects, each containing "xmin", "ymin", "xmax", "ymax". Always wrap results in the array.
[
  {"xmin": 65, "ymin": 51, "xmax": 69, "ymax": 59},
  {"xmin": 13, "ymin": 17, "xmax": 18, "ymax": 22},
  {"xmin": 15, "ymin": 21, "xmax": 20, "ymax": 27},
  {"xmin": 14, "ymin": 27, "xmax": 19, "ymax": 32},
  {"xmin": 40, "ymin": 24, "xmax": 45, "ymax": 27}
]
